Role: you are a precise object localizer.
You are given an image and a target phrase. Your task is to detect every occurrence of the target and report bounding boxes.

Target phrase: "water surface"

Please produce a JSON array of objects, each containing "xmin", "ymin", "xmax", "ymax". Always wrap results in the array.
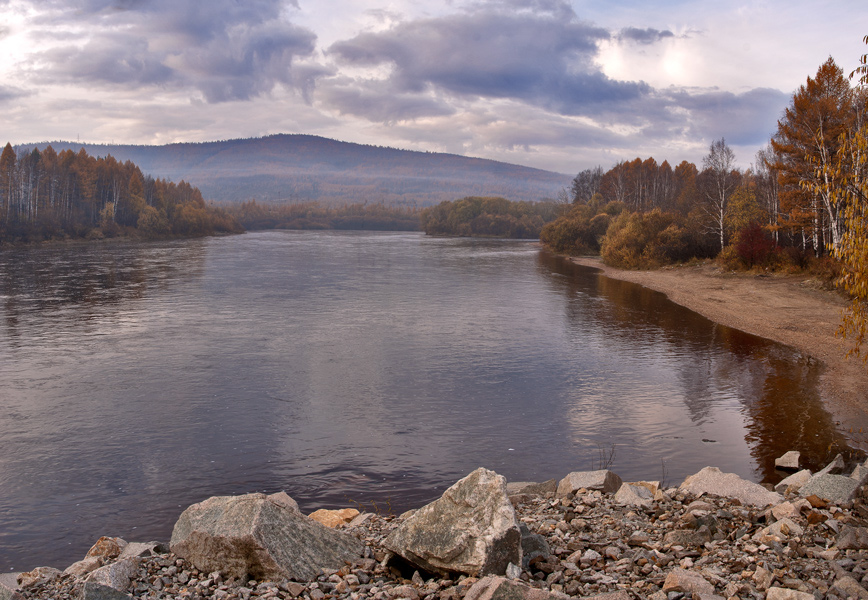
[{"xmin": 0, "ymin": 231, "xmax": 852, "ymax": 571}]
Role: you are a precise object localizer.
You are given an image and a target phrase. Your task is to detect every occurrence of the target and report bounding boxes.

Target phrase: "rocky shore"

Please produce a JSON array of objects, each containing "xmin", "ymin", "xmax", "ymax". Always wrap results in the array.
[{"xmin": 5, "ymin": 453, "xmax": 868, "ymax": 600}]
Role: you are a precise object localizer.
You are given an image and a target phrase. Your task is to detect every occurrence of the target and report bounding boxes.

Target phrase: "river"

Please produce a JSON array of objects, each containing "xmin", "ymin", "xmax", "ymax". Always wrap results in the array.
[{"xmin": 0, "ymin": 230, "xmax": 851, "ymax": 571}]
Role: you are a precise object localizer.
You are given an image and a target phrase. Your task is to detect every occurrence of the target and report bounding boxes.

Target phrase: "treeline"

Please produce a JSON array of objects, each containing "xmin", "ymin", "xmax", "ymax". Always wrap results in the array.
[
  {"xmin": 419, "ymin": 196, "xmax": 561, "ymax": 238},
  {"xmin": 542, "ymin": 56, "xmax": 868, "ymax": 273},
  {"xmin": 225, "ymin": 200, "xmax": 421, "ymax": 231},
  {"xmin": 0, "ymin": 143, "xmax": 241, "ymax": 243}
]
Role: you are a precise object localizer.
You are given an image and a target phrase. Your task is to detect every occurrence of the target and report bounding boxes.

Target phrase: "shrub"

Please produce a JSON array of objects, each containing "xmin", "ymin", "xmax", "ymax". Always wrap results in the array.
[{"xmin": 734, "ymin": 222, "xmax": 776, "ymax": 268}]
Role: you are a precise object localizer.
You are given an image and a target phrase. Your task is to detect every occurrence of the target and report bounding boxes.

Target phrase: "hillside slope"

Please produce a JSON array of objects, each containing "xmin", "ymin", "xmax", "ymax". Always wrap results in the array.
[{"xmin": 20, "ymin": 135, "xmax": 571, "ymax": 206}]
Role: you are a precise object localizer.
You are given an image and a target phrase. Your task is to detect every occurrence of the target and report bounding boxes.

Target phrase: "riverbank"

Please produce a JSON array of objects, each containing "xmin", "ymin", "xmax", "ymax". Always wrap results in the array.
[{"xmin": 570, "ymin": 257, "xmax": 868, "ymax": 448}]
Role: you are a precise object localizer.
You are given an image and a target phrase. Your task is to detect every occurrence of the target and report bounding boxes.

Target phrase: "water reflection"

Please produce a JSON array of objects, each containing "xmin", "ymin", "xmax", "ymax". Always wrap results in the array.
[
  {"xmin": 537, "ymin": 252, "xmax": 856, "ymax": 482},
  {"xmin": 0, "ymin": 232, "xmax": 858, "ymax": 573}
]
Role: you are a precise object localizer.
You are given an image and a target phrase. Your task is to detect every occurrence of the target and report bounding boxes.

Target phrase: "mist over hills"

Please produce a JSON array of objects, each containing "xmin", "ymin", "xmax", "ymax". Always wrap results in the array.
[{"xmin": 19, "ymin": 134, "xmax": 571, "ymax": 207}]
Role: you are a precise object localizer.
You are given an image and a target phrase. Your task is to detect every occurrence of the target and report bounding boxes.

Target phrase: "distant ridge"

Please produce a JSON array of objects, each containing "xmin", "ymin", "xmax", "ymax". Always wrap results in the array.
[{"xmin": 18, "ymin": 134, "xmax": 571, "ymax": 206}]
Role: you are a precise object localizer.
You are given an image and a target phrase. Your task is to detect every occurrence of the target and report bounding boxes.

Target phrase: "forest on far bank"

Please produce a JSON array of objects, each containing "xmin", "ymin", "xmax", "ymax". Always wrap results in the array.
[{"xmin": 0, "ymin": 144, "xmax": 241, "ymax": 243}]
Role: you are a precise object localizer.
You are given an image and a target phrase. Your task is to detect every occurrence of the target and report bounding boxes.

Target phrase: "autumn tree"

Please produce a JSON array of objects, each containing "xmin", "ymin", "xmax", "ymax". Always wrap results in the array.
[
  {"xmin": 700, "ymin": 138, "xmax": 738, "ymax": 252},
  {"xmin": 571, "ymin": 166, "xmax": 603, "ymax": 204},
  {"xmin": 773, "ymin": 58, "xmax": 855, "ymax": 255}
]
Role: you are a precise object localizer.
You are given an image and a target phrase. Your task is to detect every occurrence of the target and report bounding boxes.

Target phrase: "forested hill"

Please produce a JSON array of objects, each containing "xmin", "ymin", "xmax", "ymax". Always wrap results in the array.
[{"xmin": 18, "ymin": 135, "xmax": 570, "ymax": 206}]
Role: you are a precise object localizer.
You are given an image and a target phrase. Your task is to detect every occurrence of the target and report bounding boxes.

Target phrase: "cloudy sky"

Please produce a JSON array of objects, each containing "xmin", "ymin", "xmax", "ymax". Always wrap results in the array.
[{"xmin": 0, "ymin": 0, "xmax": 864, "ymax": 174}]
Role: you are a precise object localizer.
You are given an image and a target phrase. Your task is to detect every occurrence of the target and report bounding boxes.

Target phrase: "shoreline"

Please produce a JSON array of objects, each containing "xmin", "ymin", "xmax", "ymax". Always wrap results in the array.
[{"xmin": 568, "ymin": 256, "xmax": 868, "ymax": 449}]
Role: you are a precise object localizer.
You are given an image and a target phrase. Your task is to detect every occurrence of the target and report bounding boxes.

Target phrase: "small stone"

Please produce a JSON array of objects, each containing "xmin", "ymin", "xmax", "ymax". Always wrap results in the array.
[
  {"xmin": 308, "ymin": 508, "xmax": 361, "ymax": 528},
  {"xmin": 662, "ymin": 568, "xmax": 715, "ymax": 596},
  {"xmin": 79, "ymin": 581, "xmax": 134, "ymax": 600},
  {"xmin": 464, "ymin": 576, "xmax": 562, "ymax": 600},
  {"xmin": 85, "ymin": 537, "xmax": 128, "ymax": 560},
  {"xmin": 16, "ymin": 567, "xmax": 61, "ymax": 589},
  {"xmin": 753, "ymin": 566, "xmax": 774, "ymax": 590},
  {"xmin": 765, "ymin": 586, "xmax": 815, "ymax": 600},
  {"xmin": 833, "ymin": 576, "xmax": 868, "ymax": 600},
  {"xmin": 557, "ymin": 470, "xmax": 623, "ymax": 496},
  {"xmin": 775, "ymin": 452, "xmax": 801, "ymax": 472}
]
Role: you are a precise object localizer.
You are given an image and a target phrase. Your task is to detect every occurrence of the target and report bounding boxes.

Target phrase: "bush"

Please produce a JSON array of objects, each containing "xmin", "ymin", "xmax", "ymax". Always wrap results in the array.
[
  {"xmin": 600, "ymin": 209, "xmax": 692, "ymax": 269},
  {"xmin": 734, "ymin": 222, "xmax": 776, "ymax": 268}
]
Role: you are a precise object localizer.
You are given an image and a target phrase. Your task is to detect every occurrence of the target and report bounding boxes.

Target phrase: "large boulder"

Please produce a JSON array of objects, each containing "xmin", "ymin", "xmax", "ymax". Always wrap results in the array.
[
  {"xmin": 799, "ymin": 474, "xmax": 860, "ymax": 506},
  {"xmin": 679, "ymin": 467, "xmax": 782, "ymax": 507},
  {"xmin": 0, "ymin": 573, "xmax": 23, "ymax": 600},
  {"xmin": 383, "ymin": 467, "xmax": 521, "ymax": 577},
  {"xmin": 556, "ymin": 470, "xmax": 622, "ymax": 496},
  {"xmin": 170, "ymin": 492, "xmax": 362, "ymax": 581},
  {"xmin": 774, "ymin": 469, "xmax": 812, "ymax": 494}
]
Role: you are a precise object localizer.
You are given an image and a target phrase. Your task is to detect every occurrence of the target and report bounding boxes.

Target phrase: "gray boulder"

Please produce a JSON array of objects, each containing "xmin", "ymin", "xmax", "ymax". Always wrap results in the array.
[
  {"xmin": 774, "ymin": 469, "xmax": 812, "ymax": 494},
  {"xmin": 799, "ymin": 473, "xmax": 860, "ymax": 506},
  {"xmin": 679, "ymin": 467, "xmax": 782, "ymax": 507},
  {"xmin": 774, "ymin": 451, "xmax": 801, "ymax": 472},
  {"xmin": 86, "ymin": 558, "xmax": 140, "ymax": 592},
  {"xmin": 383, "ymin": 467, "xmax": 521, "ymax": 577},
  {"xmin": 556, "ymin": 470, "xmax": 622, "ymax": 496},
  {"xmin": 614, "ymin": 483, "xmax": 654, "ymax": 508},
  {"xmin": 79, "ymin": 582, "xmax": 134, "ymax": 600},
  {"xmin": 817, "ymin": 453, "xmax": 846, "ymax": 476},
  {"xmin": 170, "ymin": 492, "xmax": 362, "ymax": 581},
  {"xmin": 505, "ymin": 480, "xmax": 557, "ymax": 496},
  {"xmin": 0, "ymin": 573, "xmax": 22, "ymax": 600}
]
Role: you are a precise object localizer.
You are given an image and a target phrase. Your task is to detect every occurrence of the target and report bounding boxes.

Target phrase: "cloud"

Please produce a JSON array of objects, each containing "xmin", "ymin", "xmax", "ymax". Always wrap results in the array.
[
  {"xmin": 318, "ymin": 78, "xmax": 455, "ymax": 123},
  {"xmin": 618, "ymin": 27, "xmax": 675, "ymax": 44},
  {"xmin": 0, "ymin": 84, "xmax": 31, "ymax": 103},
  {"xmin": 18, "ymin": 0, "xmax": 320, "ymax": 102},
  {"xmin": 326, "ymin": 4, "xmax": 647, "ymax": 113}
]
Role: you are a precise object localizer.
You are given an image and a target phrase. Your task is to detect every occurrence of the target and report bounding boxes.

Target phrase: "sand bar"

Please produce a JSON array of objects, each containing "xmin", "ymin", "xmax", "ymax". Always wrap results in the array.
[{"xmin": 570, "ymin": 256, "xmax": 868, "ymax": 449}]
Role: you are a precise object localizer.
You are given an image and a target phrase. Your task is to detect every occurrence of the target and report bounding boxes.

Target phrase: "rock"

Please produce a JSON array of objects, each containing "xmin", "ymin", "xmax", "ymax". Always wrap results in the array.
[
  {"xmin": 753, "ymin": 565, "xmax": 774, "ymax": 590},
  {"xmin": 86, "ymin": 558, "xmax": 140, "ymax": 592},
  {"xmin": 774, "ymin": 469, "xmax": 812, "ymax": 494},
  {"xmin": 383, "ymin": 467, "xmax": 521, "ymax": 577},
  {"xmin": 771, "ymin": 501, "xmax": 804, "ymax": 521},
  {"xmin": 584, "ymin": 592, "xmax": 631, "ymax": 600},
  {"xmin": 556, "ymin": 470, "xmax": 622, "ymax": 496},
  {"xmin": 16, "ymin": 567, "xmax": 61, "ymax": 589},
  {"xmin": 85, "ymin": 537, "xmax": 128, "ymax": 560},
  {"xmin": 170, "ymin": 492, "xmax": 363, "ymax": 581},
  {"xmin": 519, "ymin": 523, "xmax": 550, "ymax": 569},
  {"xmin": 308, "ymin": 508, "xmax": 360, "ymax": 528},
  {"xmin": 464, "ymin": 576, "xmax": 562, "ymax": 600},
  {"xmin": 765, "ymin": 587, "xmax": 816, "ymax": 600},
  {"xmin": 662, "ymin": 568, "xmax": 716, "ymax": 596},
  {"xmin": 851, "ymin": 464, "xmax": 868, "ymax": 485},
  {"xmin": 506, "ymin": 480, "xmax": 557, "ymax": 496},
  {"xmin": 833, "ymin": 576, "xmax": 868, "ymax": 600},
  {"xmin": 799, "ymin": 473, "xmax": 860, "ymax": 505},
  {"xmin": 679, "ymin": 467, "xmax": 782, "ymax": 507},
  {"xmin": 0, "ymin": 574, "xmax": 23, "ymax": 600},
  {"xmin": 836, "ymin": 526, "xmax": 868, "ymax": 549},
  {"xmin": 615, "ymin": 483, "xmax": 654, "ymax": 508},
  {"xmin": 757, "ymin": 517, "xmax": 803, "ymax": 540},
  {"xmin": 79, "ymin": 581, "xmax": 134, "ymax": 600},
  {"xmin": 117, "ymin": 541, "xmax": 162, "ymax": 559},
  {"xmin": 64, "ymin": 556, "xmax": 103, "ymax": 578},
  {"xmin": 663, "ymin": 528, "xmax": 712, "ymax": 547},
  {"xmin": 817, "ymin": 453, "xmax": 846, "ymax": 476},
  {"xmin": 775, "ymin": 451, "xmax": 801, "ymax": 471},
  {"xmin": 267, "ymin": 491, "xmax": 300, "ymax": 513}
]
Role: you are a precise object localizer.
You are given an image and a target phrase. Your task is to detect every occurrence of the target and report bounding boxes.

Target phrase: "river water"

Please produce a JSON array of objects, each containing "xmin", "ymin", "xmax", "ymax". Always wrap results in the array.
[{"xmin": 0, "ymin": 230, "xmax": 853, "ymax": 571}]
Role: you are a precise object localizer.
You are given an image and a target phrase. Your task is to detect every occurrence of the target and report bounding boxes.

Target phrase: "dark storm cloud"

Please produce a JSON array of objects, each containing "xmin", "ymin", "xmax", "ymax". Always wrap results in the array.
[
  {"xmin": 618, "ymin": 27, "xmax": 675, "ymax": 44},
  {"xmin": 327, "ymin": 7, "xmax": 648, "ymax": 111},
  {"xmin": 20, "ymin": 0, "xmax": 318, "ymax": 102}
]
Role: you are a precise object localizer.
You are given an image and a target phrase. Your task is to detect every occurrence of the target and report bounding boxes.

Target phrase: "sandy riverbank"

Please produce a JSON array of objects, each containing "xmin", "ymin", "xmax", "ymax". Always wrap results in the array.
[{"xmin": 570, "ymin": 257, "xmax": 868, "ymax": 447}]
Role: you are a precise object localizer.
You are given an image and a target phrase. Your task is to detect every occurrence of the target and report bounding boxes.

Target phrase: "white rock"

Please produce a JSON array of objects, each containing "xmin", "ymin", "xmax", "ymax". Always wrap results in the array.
[{"xmin": 679, "ymin": 467, "xmax": 782, "ymax": 507}]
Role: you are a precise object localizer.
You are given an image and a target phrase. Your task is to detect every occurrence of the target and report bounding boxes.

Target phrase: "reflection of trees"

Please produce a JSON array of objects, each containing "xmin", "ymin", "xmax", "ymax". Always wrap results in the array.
[
  {"xmin": 1, "ymin": 240, "xmax": 207, "ymax": 344},
  {"xmin": 536, "ymin": 251, "xmax": 857, "ymax": 481}
]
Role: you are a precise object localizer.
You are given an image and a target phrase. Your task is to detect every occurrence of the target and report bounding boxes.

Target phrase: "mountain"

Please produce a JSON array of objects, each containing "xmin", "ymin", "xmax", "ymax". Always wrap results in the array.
[{"xmin": 19, "ymin": 134, "xmax": 571, "ymax": 207}]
